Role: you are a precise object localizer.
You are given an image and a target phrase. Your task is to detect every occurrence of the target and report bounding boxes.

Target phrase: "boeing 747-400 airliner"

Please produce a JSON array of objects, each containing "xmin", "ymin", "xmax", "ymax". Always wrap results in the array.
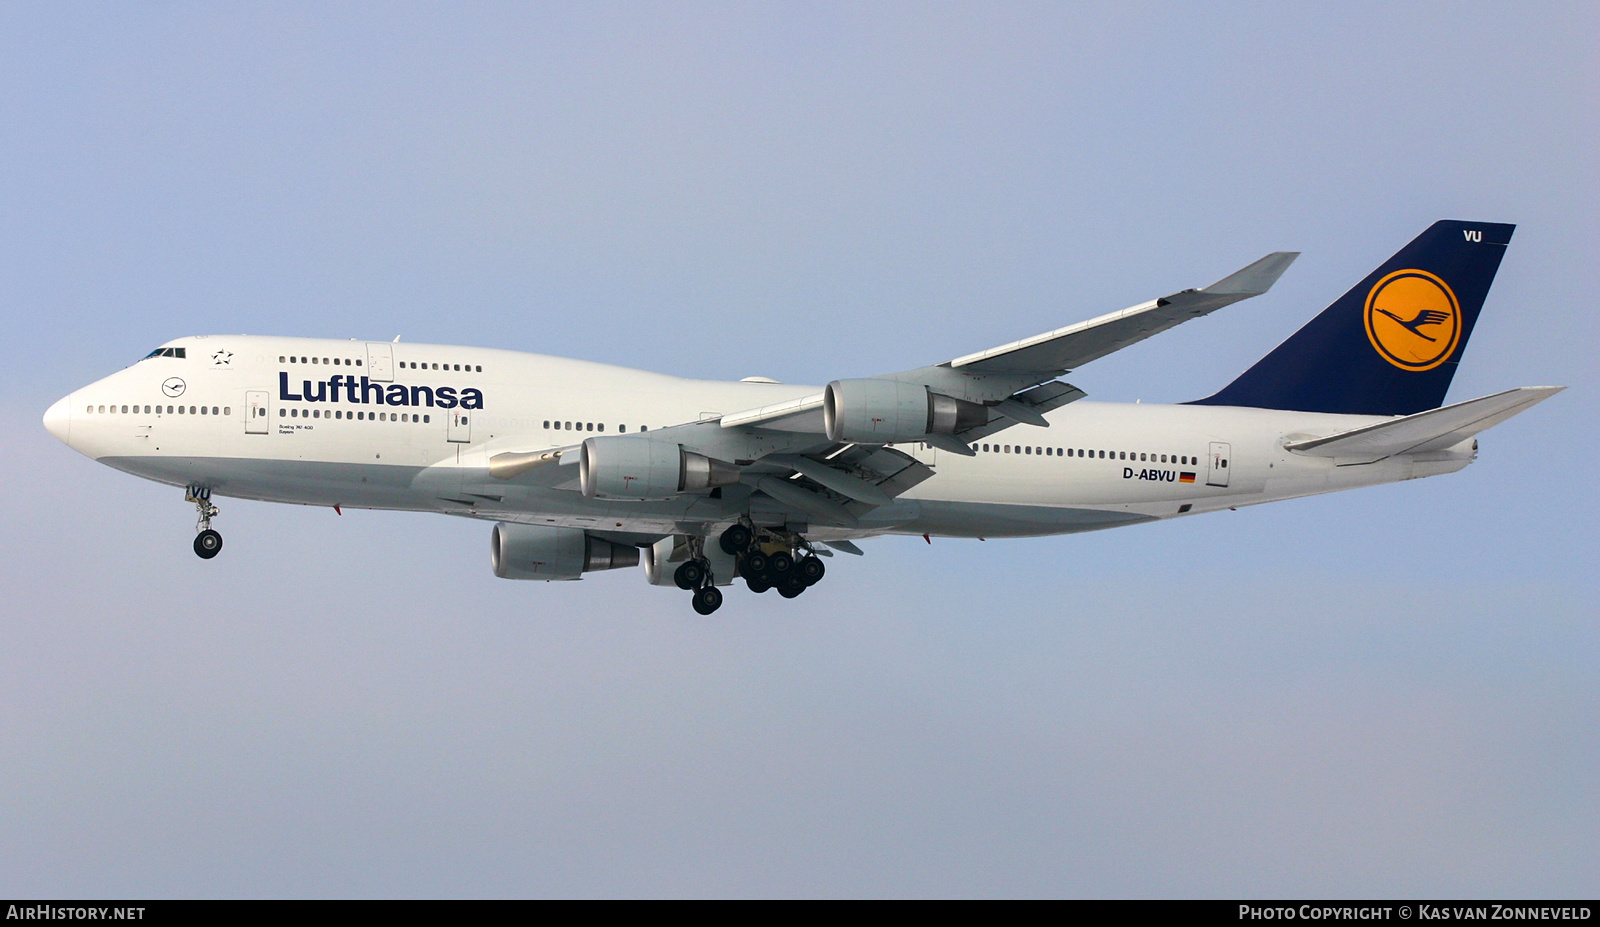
[{"xmin": 44, "ymin": 220, "xmax": 1560, "ymax": 613}]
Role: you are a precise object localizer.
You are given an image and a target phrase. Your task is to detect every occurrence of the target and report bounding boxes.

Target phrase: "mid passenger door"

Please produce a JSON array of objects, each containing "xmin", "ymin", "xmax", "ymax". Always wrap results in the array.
[
  {"xmin": 245, "ymin": 390, "xmax": 269, "ymax": 434},
  {"xmin": 448, "ymin": 409, "xmax": 472, "ymax": 443},
  {"xmin": 1207, "ymin": 441, "xmax": 1232, "ymax": 487}
]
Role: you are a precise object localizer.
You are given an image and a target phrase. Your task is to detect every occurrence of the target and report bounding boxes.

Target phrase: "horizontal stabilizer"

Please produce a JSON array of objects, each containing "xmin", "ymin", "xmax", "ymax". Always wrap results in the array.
[{"xmin": 1285, "ymin": 386, "xmax": 1563, "ymax": 461}]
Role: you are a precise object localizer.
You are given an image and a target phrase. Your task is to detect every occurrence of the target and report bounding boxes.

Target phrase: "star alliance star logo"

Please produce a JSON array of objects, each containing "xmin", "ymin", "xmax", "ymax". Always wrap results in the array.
[{"xmin": 212, "ymin": 350, "xmax": 233, "ymax": 366}]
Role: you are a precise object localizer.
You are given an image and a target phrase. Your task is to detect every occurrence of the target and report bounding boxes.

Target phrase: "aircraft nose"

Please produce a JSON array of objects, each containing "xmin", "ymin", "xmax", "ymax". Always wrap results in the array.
[{"xmin": 43, "ymin": 395, "xmax": 72, "ymax": 444}]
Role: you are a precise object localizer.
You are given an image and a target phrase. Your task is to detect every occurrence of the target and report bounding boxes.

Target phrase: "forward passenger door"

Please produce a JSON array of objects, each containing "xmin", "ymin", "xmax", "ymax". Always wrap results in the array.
[{"xmin": 245, "ymin": 390, "xmax": 269, "ymax": 434}]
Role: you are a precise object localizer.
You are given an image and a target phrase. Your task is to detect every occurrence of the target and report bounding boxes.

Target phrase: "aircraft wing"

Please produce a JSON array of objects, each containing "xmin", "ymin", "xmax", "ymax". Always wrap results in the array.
[
  {"xmin": 721, "ymin": 249, "xmax": 1297, "ymax": 435},
  {"xmin": 945, "ymin": 251, "xmax": 1298, "ymax": 376},
  {"xmin": 490, "ymin": 251, "xmax": 1299, "ymax": 527}
]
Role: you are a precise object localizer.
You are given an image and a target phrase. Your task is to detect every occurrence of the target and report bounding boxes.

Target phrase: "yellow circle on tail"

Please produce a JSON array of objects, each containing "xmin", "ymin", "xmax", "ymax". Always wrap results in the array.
[{"xmin": 1364, "ymin": 269, "xmax": 1461, "ymax": 372}]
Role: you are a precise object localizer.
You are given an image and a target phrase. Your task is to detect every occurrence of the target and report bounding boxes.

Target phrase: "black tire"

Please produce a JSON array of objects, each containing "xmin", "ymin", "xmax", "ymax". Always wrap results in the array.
[
  {"xmin": 719, "ymin": 524, "xmax": 753, "ymax": 555},
  {"xmin": 768, "ymin": 550, "xmax": 794, "ymax": 577},
  {"xmin": 193, "ymin": 529, "xmax": 223, "ymax": 560},
  {"xmin": 674, "ymin": 560, "xmax": 706, "ymax": 590},
  {"xmin": 743, "ymin": 550, "xmax": 768, "ymax": 576},
  {"xmin": 797, "ymin": 555, "xmax": 826, "ymax": 585},
  {"xmin": 692, "ymin": 585, "xmax": 723, "ymax": 615},
  {"xmin": 745, "ymin": 576, "xmax": 771, "ymax": 594},
  {"xmin": 778, "ymin": 577, "xmax": 806, "ymax": 598}
]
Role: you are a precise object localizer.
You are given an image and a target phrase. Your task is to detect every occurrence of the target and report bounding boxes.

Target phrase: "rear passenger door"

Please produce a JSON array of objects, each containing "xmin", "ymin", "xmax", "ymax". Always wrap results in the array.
[
  {"xmin": 448, "ymin": 409, "xmax": 471, "ymax": 443},
  {"xmin": 1207, "ymin": 441, "xmax": 1231, "ymax": 487}
]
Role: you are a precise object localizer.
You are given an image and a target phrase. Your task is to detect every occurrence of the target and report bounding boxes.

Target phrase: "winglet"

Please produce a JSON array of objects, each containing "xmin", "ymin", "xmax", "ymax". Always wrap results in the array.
[{"xmin": 1202, "ymin": 251, "xmax": 1299, "ymax": 296}]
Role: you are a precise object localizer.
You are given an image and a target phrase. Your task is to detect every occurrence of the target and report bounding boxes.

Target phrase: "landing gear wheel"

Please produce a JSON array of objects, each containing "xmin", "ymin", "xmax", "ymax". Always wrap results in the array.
[
  {"xmin": 745, "ymin": 576, "xmax": 771, "ymax": 594},
  {"xmin": 193, "ymin": 529, "xmax": 223, "ymax": 559},
  {"xmin": 768, "ymin": 550, "xmax": 794, "ymax": 578},
  {"xmin": 720, "ymin": 524, "xmax": 753, "ymax": 555},
  {"xmin": 692, "ymin": 585, "xmax": 723, "ymax": 615},
  {"xmin": 797, "ymin": 555, "xmax": 825, "ymax": 585},
  {"xmin": 674, "ymin": 560, "xmax": 707, "ymax": 590},
  {"xmin": 778, "ymin": 576, "xmax": 807, "ymax": 598},
  {"xmin": 742, "ymin": 550, "xmax": 769, "ymax": 576}
]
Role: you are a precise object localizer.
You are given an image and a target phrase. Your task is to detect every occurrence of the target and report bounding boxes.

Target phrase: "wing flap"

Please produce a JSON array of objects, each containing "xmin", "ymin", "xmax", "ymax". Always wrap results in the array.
[{"xmin": 1285, "ymin": 386, "xmax": 1564, "ymax": 460}]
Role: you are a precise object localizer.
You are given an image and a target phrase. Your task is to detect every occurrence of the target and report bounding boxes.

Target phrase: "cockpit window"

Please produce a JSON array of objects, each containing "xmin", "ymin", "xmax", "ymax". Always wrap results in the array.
[{"xmin": 141, "ymin": 347, "xmax": 187, "ymax": 360}]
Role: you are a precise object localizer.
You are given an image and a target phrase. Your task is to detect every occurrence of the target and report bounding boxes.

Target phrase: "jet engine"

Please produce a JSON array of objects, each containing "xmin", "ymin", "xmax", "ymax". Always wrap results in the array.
[
  {"xmin": 491, "ymin": 523, "xmax": 640, "ymax": 581},
  {"xmin": 823, "ymin": 378, "xmax": 987, "ymax": 444},
  {"xmin": 579, "ymin": 435, "xmax": 740, "ymax": 500}
]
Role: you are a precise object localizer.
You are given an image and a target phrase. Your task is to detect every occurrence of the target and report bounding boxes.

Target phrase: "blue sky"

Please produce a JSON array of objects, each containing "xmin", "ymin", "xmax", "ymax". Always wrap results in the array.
[{"xmin": 2, "ymin": 2, "xmax": 1595, "ymax": 897}]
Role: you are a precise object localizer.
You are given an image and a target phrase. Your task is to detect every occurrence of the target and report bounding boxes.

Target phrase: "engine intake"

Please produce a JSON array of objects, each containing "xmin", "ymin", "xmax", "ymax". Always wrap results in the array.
[
  {"xmin": 491, "ymin": 523, "xmax": 640, "ymax": 581},
  {"xmin": 823, "ymin": 379, "xmax": 987, "ymax": 444},
  {"xmin": 579, "ymin": 435, "xmax": 740, "ymax": 500}
]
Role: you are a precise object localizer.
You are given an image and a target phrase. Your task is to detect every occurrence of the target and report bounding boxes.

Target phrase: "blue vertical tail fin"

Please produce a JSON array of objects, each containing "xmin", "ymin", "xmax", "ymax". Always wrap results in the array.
[{"xmin": 1191, "ymin": 220, "xmax": 1514, "ymax": 416}]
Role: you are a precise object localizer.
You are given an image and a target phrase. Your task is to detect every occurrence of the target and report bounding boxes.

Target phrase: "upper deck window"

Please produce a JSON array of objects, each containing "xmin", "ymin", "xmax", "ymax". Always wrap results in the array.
[{"xmin": 141, "ymin": 347, "xmax": 187, "ymax": 360}]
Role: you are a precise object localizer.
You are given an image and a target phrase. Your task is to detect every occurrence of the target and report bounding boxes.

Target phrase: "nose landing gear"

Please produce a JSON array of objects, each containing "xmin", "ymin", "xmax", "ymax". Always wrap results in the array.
[{"xmin": 187, "ymin": 485, "xmax": 223, "ymax": 560}]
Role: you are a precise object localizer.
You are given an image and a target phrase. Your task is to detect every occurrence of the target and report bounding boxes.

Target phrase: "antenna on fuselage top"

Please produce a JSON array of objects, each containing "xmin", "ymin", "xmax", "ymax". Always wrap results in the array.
[{"xmin": 392, "ymin": 335, "xmax": 402, "ymax": 342}]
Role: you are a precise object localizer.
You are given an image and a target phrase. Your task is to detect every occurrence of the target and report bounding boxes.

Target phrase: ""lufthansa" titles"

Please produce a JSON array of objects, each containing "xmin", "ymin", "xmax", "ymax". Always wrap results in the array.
[{"xmin": 279, "ymin": 372, "xmax": 484, "ymax": 409}]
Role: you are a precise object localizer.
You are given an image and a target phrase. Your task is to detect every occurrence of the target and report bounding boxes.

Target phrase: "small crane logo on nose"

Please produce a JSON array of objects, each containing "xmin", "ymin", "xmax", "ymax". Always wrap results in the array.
[{"xmin": 162, "ymin": 377, "xmax": 186, "ymax": 397}]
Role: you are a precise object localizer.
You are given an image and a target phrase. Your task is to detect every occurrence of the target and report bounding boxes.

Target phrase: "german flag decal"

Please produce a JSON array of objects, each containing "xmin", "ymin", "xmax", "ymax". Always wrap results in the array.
[{"xmin": 1179, "ymin": 472, "xmax": 1196, "ymax": 483}]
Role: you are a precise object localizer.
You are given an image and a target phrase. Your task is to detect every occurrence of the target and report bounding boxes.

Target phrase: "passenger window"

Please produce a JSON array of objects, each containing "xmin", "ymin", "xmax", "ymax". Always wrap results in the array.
[
  {"xmin": 1024, "ymin": 446, "xmax": 1031, "ymax": 454},
  {"xmin": 424, "ymin": 415, "xmax": 430, "ymax": 423},
  {"xmin": 543, "ymin": 421, "xmax": 550, "ymax": 429},
  {"xmin": 454, "ymin": 364, "xmax": 461, "ymax": 371},
  {"xmin": 475, "ymin": 366, "xmax": 482, "ymax": 372},
  {"xmin": 620, "ymin": 425, "xmax": 627, "ymax": 432},
  {"xmin": 599, "ymin": 424, "xmax": 605, "ymax": 432},
  {"xmin": 279, "ymin": 409, "xmax": 286, "ymax": 417}
]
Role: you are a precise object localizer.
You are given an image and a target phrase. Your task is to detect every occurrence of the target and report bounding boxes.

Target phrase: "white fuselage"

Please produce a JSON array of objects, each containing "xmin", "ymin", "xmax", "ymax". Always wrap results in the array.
[{"xmin": 44, "ymin": 335, "xmax": 1475, "ymax": 542}]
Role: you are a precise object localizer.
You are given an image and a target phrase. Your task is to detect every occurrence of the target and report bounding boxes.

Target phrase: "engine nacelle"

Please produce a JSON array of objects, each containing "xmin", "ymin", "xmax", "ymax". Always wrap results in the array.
[
  {"xmin": 579, "ymin": 435, "xmax": 740, "ymax": 500},
  {"xmin": 823, "ymin": 378, "xmax": 987, "ymax": 444},
  {"xmin": 491, "ymin": 523, "xmax": 640, "ymax": 581}
]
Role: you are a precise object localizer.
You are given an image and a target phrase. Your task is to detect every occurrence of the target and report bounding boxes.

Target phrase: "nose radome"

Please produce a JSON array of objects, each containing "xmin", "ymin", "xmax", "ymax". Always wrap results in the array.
[{"xmin": 43, "ymin": 395, "xmax": 72, "ymax": 444}]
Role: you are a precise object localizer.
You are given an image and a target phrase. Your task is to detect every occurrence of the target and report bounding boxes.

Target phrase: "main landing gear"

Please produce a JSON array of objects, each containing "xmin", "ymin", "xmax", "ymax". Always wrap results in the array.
[
  {"xmin": 667, "ymin": 524, "xmax": 835, "ymax": 615},
  {"xmin": 187, "ymin": 485, "xmax": 223, "ymax": 560},
  {"xmin": 673, "ymin": 537, "xmax": 724, "ymax": 615},
  {"xmin": 721, "ymin": 523, "xmax": 826, "ymax": 602}
]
